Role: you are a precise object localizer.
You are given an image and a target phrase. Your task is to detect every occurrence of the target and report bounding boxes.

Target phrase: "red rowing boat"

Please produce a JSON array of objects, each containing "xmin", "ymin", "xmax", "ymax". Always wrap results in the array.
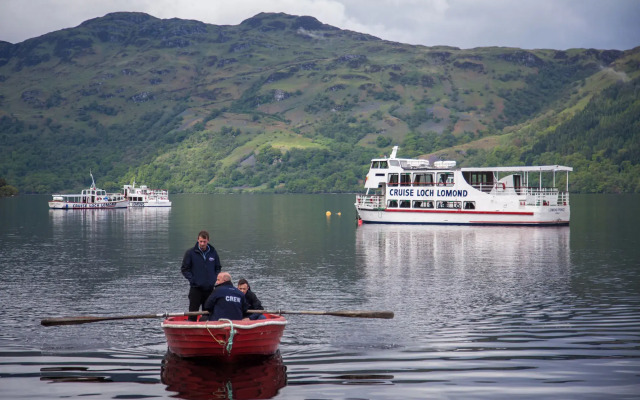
[{"xmin": 161, "ymin": 313, "xmax": 287, "ymax": 360}]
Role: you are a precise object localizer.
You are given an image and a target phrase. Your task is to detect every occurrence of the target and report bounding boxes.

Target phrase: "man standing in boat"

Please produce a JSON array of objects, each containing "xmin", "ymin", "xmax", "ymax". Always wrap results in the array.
[{"xmin": 181, "ymin": 230, "xmax": 222, "ymax": 321}]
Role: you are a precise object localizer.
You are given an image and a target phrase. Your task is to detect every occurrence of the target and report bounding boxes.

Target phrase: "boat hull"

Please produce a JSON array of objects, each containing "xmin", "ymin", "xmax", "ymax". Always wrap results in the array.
[
  {"xmin": 162, "ymin": 314, "xmax": 287, "ymax": 360},
  {"xmin": 48, "ymin": 200, "xmax": 129, "ymax": 209},
  {"xmin": 128, "ymin": 200, "xmax": 172, "ymax": 207},
  {"xmin": 356, "ymin": 207, "xmax": 570, "ymax": 226}
]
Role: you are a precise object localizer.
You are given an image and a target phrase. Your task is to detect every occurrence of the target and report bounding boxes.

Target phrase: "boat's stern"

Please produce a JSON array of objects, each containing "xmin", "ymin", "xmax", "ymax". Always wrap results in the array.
[{"xmin": 161, "ymin": 314, "xmax": 287, "ymax": 359}]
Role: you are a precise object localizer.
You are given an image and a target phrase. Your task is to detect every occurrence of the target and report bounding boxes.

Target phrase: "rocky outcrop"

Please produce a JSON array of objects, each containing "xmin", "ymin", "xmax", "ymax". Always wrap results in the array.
[
  {"xmin": 498, "ymin": 51, "xmax": 545, "ymax": 68},
  {"xmin": 453, "ymin": 61, "xmax": 484, "ymax": 72},
  {"xmin": 130, "ymin": 91, "xmax": 155, "ymax": 103}
]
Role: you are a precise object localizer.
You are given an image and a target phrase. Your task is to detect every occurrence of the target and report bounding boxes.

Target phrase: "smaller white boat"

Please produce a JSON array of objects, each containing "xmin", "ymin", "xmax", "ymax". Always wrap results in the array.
[
  {"xmin": 49, "ymin": 173, "xmax": 128, "ymax": 209},
  {"xmin": 123, "ymin": 181, "xmax": 171, "ymax": 207}
]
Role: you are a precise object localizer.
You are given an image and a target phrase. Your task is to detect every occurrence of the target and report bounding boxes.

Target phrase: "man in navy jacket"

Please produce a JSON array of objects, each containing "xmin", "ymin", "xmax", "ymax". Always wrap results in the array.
[
  {"xmin": 181, "ymin": 230, "xmax": 222, "ymax": 321},
  {"xmin": 204, "ymin": 272, "xmax": 248, "ymax": 321}
]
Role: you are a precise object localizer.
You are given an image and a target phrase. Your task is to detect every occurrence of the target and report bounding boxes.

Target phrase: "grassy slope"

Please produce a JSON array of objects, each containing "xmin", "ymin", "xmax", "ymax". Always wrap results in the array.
[{"xmin": 0, "ymin": 12, "xmax": 637, "ymax": 193}]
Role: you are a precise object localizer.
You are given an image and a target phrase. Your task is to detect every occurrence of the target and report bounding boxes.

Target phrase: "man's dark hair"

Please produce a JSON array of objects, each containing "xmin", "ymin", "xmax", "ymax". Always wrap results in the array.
[
  {"xmin": 238, "ymin": 278, "xmax": 250, "ymax": 289},
  {"xmin": 198, "ymin": 230, "xmax": 209, "ymax": 240}
]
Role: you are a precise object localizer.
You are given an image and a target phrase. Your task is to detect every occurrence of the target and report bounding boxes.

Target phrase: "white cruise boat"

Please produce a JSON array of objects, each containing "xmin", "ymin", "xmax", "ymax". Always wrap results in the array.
[
  {"xmin": 355, "ymin": 146, "xmax": 572, "ymax": 226},
  {"xmin": 49, "ymin": 173, "xmax": 128, "ymax": 209},
  {"xmin": 123, "ymin": 182, "xmax": 171, "ymax": 207}
]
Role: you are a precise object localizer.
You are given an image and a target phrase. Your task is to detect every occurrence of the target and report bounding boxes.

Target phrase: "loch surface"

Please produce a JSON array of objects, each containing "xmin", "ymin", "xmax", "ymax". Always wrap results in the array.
[{"xmin": 0, "ymin": 194, "xmax": 639, "ymax": 399}]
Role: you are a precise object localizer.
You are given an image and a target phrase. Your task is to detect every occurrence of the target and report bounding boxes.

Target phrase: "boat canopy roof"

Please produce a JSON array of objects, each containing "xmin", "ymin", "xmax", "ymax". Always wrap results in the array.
[
  {"xmin": 371, "ymin": 147, "xmax": 572, "ymax": 173},
  {"xmin": 461, "ymin": 165, "xmax": 573, "ymax": 173}
]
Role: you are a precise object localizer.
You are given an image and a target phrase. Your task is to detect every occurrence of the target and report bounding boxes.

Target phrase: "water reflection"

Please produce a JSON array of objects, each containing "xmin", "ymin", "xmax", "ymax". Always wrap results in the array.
[
  {"xmin": 37, "ymin": 350, "xmax": 160, "ymax": 385},
  {"xmin": 49, "ymin": 207, "xmax": 171, "ymax": 233},
  {"xmin": 47, "ymin": 207, "xmax": 172, "ymax": 274},
  {"xmin": 161, "ymin": 351, "xmax": 287, "ymax": 399},
  {"xmin": 356, "ymin": 224, "xmax": 571, "ymax": 273},
  {"xmin": 48, "ymin": 208, "xmax": 171, "ymax": 262},
  {"xmin": 355, "ymin": 224, "xmax": 573, "ymax": 338}
]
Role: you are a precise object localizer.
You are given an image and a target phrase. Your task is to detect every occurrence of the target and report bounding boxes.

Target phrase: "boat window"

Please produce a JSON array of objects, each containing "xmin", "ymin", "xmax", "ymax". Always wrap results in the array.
[
  {"xmin": 472, "ymin": 172, "xmax": 490, "ymax": 184},
  {"xmin": 437, "ymin": 201, "xmax": 461, "ymax": 209},
  {"xmin": 372, "ymin": 161, "xmax": 388, "ymax": 169},
  {"xmin": 413, "ymin": 173, "xmax": 434, "ymax": 186},
  {"xmin": 400, "ymin": 174, "xmax": 411, "ymax": 186},
  {"xmin": 399, "ymin": 200, "xmax": 411, "ymax": 208},
  {"xmin": 463, "ymin": 171, "xmax": 493, "ymax": 191},
  {"xmin": 413, "ymin": 200, "xmax": 435, "ymax": 209},
  {"xmin": 387, "ymin": 200, "xmax": 398, "ymax": 208},
  {"xmin": 437, "ymin": 172, "xmax": 454, "ymax": 186},
  {"xmin": 463, "ymin": 201, "xmax": 476, "ymax": 210},
  {"xmin": 389, "ymin": 160, "xmax": 400, "ymax": 166},
  {"xmin": 513, "ymin": 174, "xmax": 522, "ymax": 189},
  {"xmin": 388, "ymin": 174, "xmax": 399, "ymax": 186}
]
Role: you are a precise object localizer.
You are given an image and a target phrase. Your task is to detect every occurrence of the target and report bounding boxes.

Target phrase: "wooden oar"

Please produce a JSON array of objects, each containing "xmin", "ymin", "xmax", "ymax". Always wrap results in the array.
[
  {"xmin": 248, "ymin": 309, "xmax": 394, "ymax": 319},
  {"xmin": 41, "ymin": 309, "xmax": 394, "ymax": 327},
  {"xmin": 41, "ymin": 311, "xmax": 208, "ymax": 327}
]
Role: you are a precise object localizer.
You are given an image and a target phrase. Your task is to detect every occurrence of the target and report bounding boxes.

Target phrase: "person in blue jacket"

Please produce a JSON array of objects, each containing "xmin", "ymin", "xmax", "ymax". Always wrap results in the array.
[
  {"xmin": 181, "ymin": 230, "xmax": 222, "ymax": 321},
  {"xmin": 204, "ymin": 272, "xmax": 247, "ymax": 321}
]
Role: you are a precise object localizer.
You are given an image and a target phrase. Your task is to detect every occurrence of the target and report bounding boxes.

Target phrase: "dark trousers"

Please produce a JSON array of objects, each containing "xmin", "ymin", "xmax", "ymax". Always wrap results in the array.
[{"xmin": 188, "ymin": 286, "xmax": 213, "ymax": 321}]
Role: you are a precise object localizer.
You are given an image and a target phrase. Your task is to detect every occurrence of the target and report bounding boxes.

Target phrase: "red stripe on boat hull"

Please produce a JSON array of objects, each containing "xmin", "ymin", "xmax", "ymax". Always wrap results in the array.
[{"xmin": 385, "ymin": 209, "xmax": 534, "ymax": 216}]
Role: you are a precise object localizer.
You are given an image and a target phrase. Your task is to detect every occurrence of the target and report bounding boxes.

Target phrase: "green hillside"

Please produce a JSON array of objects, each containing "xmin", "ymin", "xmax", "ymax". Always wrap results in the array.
[{"xmin": 0, "ymin": 12, "xmax": 639, "ymax": 194}]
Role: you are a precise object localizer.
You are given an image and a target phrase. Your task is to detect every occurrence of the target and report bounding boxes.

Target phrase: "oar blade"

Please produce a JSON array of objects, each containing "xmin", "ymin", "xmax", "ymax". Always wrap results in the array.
[
  {"xmin": 254, "ymin": 309, "xmax": 394, "ymax": 319},
  {"xmin": 41, "ymin": 316, "xmax": 120, "ymax": 326},
  {"xmin": 324, "ymin": 310, "xmax": 395, "ymax": 319},
  {"xmin": 41, "ymin": 311, "xmax": 209, "ymax": 327}
]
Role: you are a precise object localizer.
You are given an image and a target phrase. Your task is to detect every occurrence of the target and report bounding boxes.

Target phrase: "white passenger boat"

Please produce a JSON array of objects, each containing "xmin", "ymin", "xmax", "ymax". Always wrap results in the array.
[
  {"xmin": 123, "ymin": 182, "xmax": 171, "ymax": 207},
  {"xmin": 355, "ymin": 146, "xmax": 572, "ymax": 226},
  {"xmin": 49, "ymin": 174, "xmax": 128, "ymax": 209}
]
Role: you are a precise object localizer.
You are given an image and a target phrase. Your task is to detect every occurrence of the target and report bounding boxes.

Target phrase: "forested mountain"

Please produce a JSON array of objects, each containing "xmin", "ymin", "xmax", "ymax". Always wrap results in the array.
[{"xmin": 0, "ymin": 12, "xmax": 638, "ymax": 194}]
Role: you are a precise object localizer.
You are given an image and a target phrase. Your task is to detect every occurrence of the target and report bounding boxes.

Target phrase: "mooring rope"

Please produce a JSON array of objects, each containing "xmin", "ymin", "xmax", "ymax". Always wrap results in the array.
[
  {"xmin": 205, "ymin": 318, "xmax": 236, "ymax": 354},
  {"xmin": 221, "ymin": 319, "xmax": 235, "ymax": 354},
  {"xmin": 226, "ymin": 381, "xmax": 233, "ymax": 399}
]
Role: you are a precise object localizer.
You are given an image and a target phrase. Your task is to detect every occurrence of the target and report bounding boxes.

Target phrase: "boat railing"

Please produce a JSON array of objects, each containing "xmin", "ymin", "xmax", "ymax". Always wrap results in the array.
[
  {"xmin": 524, "ymin": 188, "xmax": 570, "ymax": 206},
  {"xmin": 470, "ymin": 183, "xmax": 495, "ymax": 193},
  {"xmin": 558, "ymin": 191, "xmax": 569, "ymax": 205},
  {"xmin": 470, "ymin": 184, "xmax": 570, "ymax": 206},
  {"xmin": 471, "ymin": 183, "xmax": 524, "ymax": 193},
  {"xmin": 390, "ymin": 182, "xmax": 455, "ymax": 187},
  {"xmin": 355, "ymin": 194, "xmax": 385, "ymax": 210}
]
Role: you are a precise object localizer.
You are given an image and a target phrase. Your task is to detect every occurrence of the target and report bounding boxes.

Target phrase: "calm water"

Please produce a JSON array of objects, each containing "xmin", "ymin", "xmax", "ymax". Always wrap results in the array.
[{"xmin": 0, "ymin": 194, "xmax": 639, "ymax": 399}]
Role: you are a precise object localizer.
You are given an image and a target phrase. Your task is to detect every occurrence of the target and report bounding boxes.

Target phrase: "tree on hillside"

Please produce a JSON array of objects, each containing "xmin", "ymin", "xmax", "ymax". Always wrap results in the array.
[{"xmin": 0, "ymin": 177, "xmax": 19, "ymax": 197}]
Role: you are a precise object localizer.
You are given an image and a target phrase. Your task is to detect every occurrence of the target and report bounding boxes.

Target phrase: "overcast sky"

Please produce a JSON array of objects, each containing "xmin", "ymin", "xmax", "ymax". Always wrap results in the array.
[{"xmin": 1, "ymin": 0, "xmax": 639, "ymax": 50}]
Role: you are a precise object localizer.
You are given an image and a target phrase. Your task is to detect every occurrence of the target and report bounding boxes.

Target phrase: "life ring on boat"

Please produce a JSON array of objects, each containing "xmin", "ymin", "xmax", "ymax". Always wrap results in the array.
[{"xmin": 496, "ymin": 182, "xmax": 505, "ymax": 190}]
